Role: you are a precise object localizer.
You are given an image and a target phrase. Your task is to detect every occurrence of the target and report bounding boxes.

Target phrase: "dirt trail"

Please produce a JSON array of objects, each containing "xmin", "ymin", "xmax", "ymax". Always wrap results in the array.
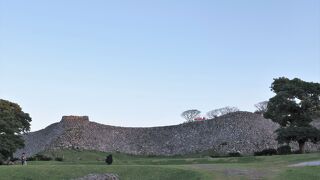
[
  {"xmin": 187, "ymin": 164, "xmax": 268, "ymax": 180},
  {"xmin": 289, "ymin": 160, "xmax": 320, "ymax": 167}
]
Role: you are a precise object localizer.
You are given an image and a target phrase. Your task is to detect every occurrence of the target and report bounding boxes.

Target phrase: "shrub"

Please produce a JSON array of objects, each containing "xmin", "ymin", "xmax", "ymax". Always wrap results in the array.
[
  {"xmin": 254, "ymin": 148, "xmax": 277, "ymax": 156},
  {"xmin": 27, "ymin": 154, "xmax": 52, "ymax": 161},
  {"xmin": 10, "ymin": 157, "xmax": 19, "ymax": 162},
  {"xmin": 26, "ymin": 156, "xmax": 36, "ymax": 161},
  {"xmin": 0, "ymin": 155, "xmax": 4, "ymax": 165},
  {"xmin": 228, "ymin": 152, "xmax": 241, "ymax": 157},
  {"xmin": 209, "ymin": 155, "xmax": 219, "ymax": 158},
  {"xmin": 41, "ymin": 156, "xmax": 52, "ymax": 161},
  {"xmin": 277, "ymin": 145, "xmax": 291, "ymax": 155},
  {"xmin": 55, "ymin": 157, "xmax": 63, "ymax": 161},
  {"xmin": 105, "ymin": 154, "xmax": 113, "ymax": 165},
  {"xmin": 292, "ymin": 150, "xmax": 302, "ymax": 154}
]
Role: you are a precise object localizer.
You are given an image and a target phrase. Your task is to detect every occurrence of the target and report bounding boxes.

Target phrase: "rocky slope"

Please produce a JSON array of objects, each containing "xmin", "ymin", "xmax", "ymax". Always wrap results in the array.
[{"xmin": 15, "ymin": 112, "xmax": 320, "ymax": 157}]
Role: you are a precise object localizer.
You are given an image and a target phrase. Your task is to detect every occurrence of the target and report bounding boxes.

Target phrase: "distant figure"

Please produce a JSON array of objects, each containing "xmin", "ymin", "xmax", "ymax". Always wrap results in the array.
[
  {"xmin": 105, "ymin": 154, "xmax": 113, "ymax": 165},
  {"xmin": 21, "ymin": 153, "xmax": 27, "ymax": 165}
]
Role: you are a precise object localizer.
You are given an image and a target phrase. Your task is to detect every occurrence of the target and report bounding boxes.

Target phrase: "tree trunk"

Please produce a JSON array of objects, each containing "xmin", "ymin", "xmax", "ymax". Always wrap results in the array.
[{"xmin": 298, "ymin": 141, "xmax": 306, "ymax": 154}]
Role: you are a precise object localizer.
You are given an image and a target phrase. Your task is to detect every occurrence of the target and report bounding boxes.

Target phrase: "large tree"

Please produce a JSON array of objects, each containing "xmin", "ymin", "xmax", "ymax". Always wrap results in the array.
[
  {"xmin": 206, "ymin": 106, "xmax": 239, "ymax": 119},
  {"xmin": 264, "ymin": 77, "xmax": 320, "ymax": 153},
  {"xmin": 181, "ymin": 109, "xmax": 201, "ymax": 122},
  {"xmin": 0, "ymin": 99, "xmax": 31, "ymax": 162},
  {"xmin": 254, "ymin": 101, "xmax": 268, "ymax": 115}
]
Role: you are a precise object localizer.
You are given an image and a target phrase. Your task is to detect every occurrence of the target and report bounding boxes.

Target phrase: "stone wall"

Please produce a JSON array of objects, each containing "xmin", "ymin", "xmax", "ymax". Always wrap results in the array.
[
  {"xmin": 15, "ymin": 122, "xmax": 64, "ymax": 157},
  {"xmin": 15, "ymin": 112, "xmax": 320, "ymax": 157}
]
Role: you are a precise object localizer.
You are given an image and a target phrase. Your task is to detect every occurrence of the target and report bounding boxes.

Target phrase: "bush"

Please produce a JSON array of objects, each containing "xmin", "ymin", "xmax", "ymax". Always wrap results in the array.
[
  {"xmin": 105, "ymin": 154, "xmax": 113, "ymax": 165},
  {"xmin": 27, "ymin": 154, "xmax": 52, "ymax": 161},
  {"xmin": 293, "ymin": 150, "xmax": 302, "ymax": 154},
  {"xmin": 277, "ymin": 145, "xmax": 291, "ymax": 155},
  {"xmin": 35, "ymin": 154, "xmax": 52, "ymax": 161},
  {"xmin": 228, "ymin": 152, "xmax": 241, "ymax": 157},
  {"xmin": 10, "ymin": 157, "xmax": 19, "ymax": 162},
  {"xmin": 254, "ymin": 148, "xmax": 277, "ymax": 156},
  {"xmin": 26, "ymin": 156, "xmax": 36, "ymax": 161},
  {"xmin": 0, "ymin": 155, "xmax": 3, "ymax": 165},
  {"xmin": 55, "ymin": 157, "xmax": 63, "ymax": 161},
  {"xmin": 9, "ymin": 157, "xmax": 20, "ymax": 163},
  {"xmin": 40, "ymin": 156, "xmax": 52, "ymax": 161}
]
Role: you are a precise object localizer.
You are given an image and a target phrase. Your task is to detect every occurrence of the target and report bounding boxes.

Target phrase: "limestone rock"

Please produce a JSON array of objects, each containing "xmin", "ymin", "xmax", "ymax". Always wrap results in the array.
[
  {"xmin": 15, "ymin": 112, "xmax": 320, "ymax": 157},
  {"xmin": 72, "ymin": 173, "xmax": 119, "ymax": 180}
]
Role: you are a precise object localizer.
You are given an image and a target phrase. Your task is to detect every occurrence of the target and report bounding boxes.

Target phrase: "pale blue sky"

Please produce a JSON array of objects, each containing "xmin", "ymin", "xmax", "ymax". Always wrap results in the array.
[{"xmin": 1, "ymin": 0, "xmax": 319, "ymax": 131}]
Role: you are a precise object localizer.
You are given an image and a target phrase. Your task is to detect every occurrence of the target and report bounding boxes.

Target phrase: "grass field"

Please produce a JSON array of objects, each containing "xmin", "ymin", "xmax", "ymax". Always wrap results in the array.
[{"xmin": 0, "ymin": 150, "xmax": 319, "ymax": 180}]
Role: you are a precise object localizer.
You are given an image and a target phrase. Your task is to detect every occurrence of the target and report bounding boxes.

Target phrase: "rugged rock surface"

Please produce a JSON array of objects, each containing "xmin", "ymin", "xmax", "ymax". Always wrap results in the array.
[
  {"xmin": 15, "ymin": 112, "xmax": 320, "ymax": 157},
  {"xmin": 15, "ymin": 122, "xmax": 64, "ymax": 157}
]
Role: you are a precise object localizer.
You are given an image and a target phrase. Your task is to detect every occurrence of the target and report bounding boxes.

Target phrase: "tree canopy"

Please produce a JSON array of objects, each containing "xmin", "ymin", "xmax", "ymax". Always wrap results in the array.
[
  {"xmin": 254, "ymin": 101, "xmax": 268, "ymax": 115},
  {"xmin": 206, "ymin": 106, "xmax": 239, "ymax": 119},
  {"xmin": 0, "ymin": 99, "xmax": 32, "ymax": 162},
  {"xmin": 181, "ymin": 109, "xmax": 201, "ymax": 122},
  {"xmin": 264, "ymin": 77, "xmax": 320, "ymax": 153}
]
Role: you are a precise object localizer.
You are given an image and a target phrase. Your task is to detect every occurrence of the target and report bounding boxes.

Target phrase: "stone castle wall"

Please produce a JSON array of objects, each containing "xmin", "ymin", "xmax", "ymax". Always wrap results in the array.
[{"xmin": 15, "ymin": 112, "xmax": 320, "ymax": 157}]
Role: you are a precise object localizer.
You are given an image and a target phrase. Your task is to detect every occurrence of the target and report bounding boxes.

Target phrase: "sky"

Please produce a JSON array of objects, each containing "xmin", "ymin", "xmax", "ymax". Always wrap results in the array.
[{"xmin": 0, "ymin": 0, "xmax": 319, "ymax": 131}]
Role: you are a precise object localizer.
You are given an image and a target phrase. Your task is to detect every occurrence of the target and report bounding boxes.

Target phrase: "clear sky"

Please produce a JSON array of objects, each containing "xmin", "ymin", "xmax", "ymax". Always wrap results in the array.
[{"xmin": 1, "ymin": 0, "xmax": 319, "ymax": 131}]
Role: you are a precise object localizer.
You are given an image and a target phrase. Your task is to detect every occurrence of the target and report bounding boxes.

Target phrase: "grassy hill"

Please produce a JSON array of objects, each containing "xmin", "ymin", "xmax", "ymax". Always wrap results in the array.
[{"xmin": 1, "ymin": 150, "xmax": 320, "ymax": 179}]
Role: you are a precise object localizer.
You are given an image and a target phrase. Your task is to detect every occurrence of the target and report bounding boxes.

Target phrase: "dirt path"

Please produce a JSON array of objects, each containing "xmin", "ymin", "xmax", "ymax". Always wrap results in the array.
[
  {"xmin": 186, "ymin": 164, "xmax": 268, "ymax": 180},
  {"xmin": 289, "ymin": 160, "xmax": 320, "ymax": 167}
]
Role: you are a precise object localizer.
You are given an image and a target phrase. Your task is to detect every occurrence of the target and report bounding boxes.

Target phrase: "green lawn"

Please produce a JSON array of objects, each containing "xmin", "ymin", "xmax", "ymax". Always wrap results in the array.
[{"xmin": 0, "ymin": 150, "xmax": 319, "ymax": 180}]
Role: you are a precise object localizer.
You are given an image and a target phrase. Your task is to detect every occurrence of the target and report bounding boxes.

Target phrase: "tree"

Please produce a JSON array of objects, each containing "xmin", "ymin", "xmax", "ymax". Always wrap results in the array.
[
  {"xmin": 0, "ymin": 99, "xmax": 32, "ymax": 162},
  {"xmin": 206, "ymin": 106, "xmax": 239, "ymax": 119},
  {"xmin": 264, "ymin": 77, "xmax": 320, "ymax": 153},
  {"xmin": 181, "ymin": 109, "xmax": 201, "ymax": 122},
  {"xmin": 254, "ymin": 101, "xmax": 268, "ymax": 115}
]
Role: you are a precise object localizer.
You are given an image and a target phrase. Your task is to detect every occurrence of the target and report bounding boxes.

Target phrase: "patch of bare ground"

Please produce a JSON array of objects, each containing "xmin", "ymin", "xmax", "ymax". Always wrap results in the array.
[
  {"xmin": 288, "ymin": 160, "xmax": 320, "ymax": 167},
  {"xmin": 187, "ymin": 164, "xmax": 269, "ymax": 180}
]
